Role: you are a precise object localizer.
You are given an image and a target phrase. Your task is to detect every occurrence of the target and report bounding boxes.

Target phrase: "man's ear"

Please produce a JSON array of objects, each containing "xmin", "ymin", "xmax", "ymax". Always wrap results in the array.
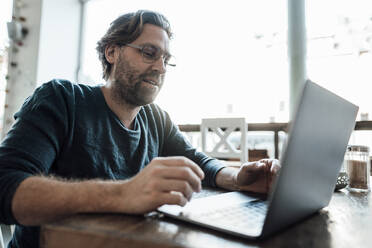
[{"xmin": 105, "ymin": 44, "xmax": 118, "ymax": 64}]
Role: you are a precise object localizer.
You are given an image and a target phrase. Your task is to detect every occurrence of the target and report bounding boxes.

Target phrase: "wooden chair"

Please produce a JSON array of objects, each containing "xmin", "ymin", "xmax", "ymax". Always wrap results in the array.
[
  {"xmin": 201, "ymin": 118, "xmax": 248, "ymax": 163},
  {"xmin": 0, "ymin": 227, "xmax": 3, "ymax": 248},
  {"xmin": 0, "ymin": 224, "xmax": 13, "ymax": 248}
]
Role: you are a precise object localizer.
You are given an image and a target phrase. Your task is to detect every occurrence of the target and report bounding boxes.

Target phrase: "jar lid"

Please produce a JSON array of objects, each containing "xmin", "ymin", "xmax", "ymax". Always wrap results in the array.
[{"xmin": 347, "ymin": 145, "xmax": 370, "ymax": 153}]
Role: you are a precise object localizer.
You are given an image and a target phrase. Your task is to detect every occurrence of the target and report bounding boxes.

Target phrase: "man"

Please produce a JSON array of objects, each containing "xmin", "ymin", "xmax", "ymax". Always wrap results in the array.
[{"xmin": 0, "ymin": 10, "xmax": 280, "ymax": 248}]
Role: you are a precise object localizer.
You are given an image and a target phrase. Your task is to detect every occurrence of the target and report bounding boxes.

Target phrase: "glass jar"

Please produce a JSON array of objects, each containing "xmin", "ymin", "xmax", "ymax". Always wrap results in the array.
[{"xmin": 345, "ymin": 145, "xmax": 370, "ymax": 192}]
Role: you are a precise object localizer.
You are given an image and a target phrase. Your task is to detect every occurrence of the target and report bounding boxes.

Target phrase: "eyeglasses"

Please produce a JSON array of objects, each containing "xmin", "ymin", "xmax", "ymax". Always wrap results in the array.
[{"xmin": 125, "ymin": 43, "xmax": 176, "ymax": 67}]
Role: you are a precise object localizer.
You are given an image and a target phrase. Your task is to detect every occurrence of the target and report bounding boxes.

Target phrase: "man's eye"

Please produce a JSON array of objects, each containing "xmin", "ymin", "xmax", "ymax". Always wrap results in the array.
[{"xmin": 142, "ymin": 47, "xmax": 157, "ymax": 59}]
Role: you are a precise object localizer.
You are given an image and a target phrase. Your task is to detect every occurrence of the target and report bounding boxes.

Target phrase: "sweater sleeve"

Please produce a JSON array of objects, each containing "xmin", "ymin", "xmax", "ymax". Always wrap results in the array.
[
  {"xmin": 158, "ymin": 108, "xmax": 225, "ymax": 187},
  {"xmin": 0, "ymin": 80, "xmax": 70, "ymax": 224}
]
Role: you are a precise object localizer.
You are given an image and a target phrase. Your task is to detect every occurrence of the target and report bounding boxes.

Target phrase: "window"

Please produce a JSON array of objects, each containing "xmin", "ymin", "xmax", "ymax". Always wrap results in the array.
[
  {"xmin": 306, "ymin": 0, "xmax": 372, "ymax": 149},
  {"xmin": 80, "ymin": 0, "xmax": 289, "ymax": 124},
  {"xmin": 306, "ymin": 0, "xmax": 372, "ymax": 121}
]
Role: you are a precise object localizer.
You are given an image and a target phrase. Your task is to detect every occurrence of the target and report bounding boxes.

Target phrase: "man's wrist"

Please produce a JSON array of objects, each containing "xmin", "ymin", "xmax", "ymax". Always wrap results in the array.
[{"xmin": 215, "ymin": 167, "xmax": 240, "ymax": 191}]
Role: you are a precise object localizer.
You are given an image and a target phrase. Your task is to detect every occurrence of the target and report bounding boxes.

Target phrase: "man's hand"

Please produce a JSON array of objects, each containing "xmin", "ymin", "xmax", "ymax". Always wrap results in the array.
[
  {"xmin": 216, "ymin": 159, "xmax": 280, "ymax": 194},
  {"xmin": 235, "ymin": 159, "xmax": 281, "ymax": 194},
  {"xmin": 117, "ymin": 157, "xmax": 205, "ymax": 214}
]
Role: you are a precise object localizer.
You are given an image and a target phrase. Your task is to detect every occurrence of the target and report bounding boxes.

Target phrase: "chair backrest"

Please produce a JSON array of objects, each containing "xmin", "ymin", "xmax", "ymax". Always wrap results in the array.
[
  {"xmin": 0, "ymin": 224, "xmax": 13, "ymax": 248},
  {"xmin": 201, "ymin": 117, "xmax": 248, "ymax": 162},
  {"xmin": 0, "ymin": 226, "xmax": 4, "ymax": 248}
]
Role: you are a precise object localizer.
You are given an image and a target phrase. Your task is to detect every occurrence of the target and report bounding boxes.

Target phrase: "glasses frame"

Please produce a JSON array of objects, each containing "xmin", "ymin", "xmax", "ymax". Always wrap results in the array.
[{"xmin": 125, "ymin": 43, "xmax": 176, "ymax": 67}]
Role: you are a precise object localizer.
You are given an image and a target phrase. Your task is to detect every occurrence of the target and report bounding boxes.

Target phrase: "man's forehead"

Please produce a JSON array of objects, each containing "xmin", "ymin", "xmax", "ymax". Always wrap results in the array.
[{"xmin": 132, "ymin": 24, "xmax": 170, "ymax": 50}]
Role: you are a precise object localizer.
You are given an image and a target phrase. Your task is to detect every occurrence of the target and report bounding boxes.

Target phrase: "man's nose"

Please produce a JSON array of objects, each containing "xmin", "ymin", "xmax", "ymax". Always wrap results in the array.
[{"xmin": 152, "ymin": 56, "xmax": 167, "ymax": 74}]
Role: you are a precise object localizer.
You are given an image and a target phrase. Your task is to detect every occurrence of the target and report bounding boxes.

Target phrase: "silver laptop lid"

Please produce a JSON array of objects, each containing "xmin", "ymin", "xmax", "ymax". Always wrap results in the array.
[{"xmin": 261, "ymin": 80, "xmax": 358, "ymax": 237}]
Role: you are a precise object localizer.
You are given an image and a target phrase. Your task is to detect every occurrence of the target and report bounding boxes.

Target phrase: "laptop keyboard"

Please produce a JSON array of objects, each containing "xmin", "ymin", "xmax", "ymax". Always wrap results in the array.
[{"xmin": 183, "ymin": 200, "xmax": 268, "ymax": 229}]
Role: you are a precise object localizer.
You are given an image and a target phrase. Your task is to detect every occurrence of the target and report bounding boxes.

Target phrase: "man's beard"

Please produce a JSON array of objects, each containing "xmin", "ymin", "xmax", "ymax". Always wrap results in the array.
[{"xmin": 111, "ymin": 57, "xmax": 163, "ymax": 107}]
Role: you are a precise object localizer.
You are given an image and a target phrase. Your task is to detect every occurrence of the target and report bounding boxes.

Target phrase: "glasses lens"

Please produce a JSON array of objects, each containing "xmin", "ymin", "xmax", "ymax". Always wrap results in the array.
[
  {"xmin": 141, "ymin": 45, "xmax": 160, "ymax": 62},
  {"xmin": 141, "ymin": 44, "xmax": 176, "ymax": 67}
]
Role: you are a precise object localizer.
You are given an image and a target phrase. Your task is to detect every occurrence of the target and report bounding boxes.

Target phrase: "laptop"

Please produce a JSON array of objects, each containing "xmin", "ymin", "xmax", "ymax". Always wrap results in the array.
[{"xmin": 158, "ymin": 80, "xmax": 359, "ymax": 239}]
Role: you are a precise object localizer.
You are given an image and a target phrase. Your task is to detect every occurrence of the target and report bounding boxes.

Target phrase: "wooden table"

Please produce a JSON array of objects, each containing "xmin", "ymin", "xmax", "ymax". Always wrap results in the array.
[{"xmin": 40, "ymin": 188, "xmax": 372, "ymax": 248}]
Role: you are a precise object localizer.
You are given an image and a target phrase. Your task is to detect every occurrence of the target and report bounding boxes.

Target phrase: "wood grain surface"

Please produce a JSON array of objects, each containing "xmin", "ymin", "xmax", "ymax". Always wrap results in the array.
[{"xmin": 40, "ymin": 188, "xmax": 372, "ymax": 248}]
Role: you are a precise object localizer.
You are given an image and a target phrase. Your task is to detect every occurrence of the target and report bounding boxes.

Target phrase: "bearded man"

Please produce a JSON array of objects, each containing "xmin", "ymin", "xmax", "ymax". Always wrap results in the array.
[{"xmin": 0, "ymin": 10, "xmax": 279, "ymax": 248}]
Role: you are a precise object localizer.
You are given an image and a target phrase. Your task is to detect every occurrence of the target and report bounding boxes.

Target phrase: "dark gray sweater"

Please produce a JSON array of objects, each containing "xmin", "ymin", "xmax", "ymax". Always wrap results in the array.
[{"xmin": 0, "ymin": 79, "xmax": 224, "ymax": 248}]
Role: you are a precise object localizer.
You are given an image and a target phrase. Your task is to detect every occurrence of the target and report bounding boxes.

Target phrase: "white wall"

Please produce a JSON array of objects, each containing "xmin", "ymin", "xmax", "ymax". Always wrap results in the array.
[
  {"xmin": 2, "ymin": 0, "xmax": 43, "ymax": 138},
  {"xmin": 2, "ymin": 0, "xmax": 82, "ymax": 137}
]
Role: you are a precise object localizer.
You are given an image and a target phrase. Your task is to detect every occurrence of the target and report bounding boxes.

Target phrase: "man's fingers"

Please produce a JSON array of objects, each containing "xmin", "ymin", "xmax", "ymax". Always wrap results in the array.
[
  {"xmin": 157, "ymin": 179, "xmax": 193, "ymax": 200},
  {"xmin": 157, "ymin": 191, "xmax": 188, "ymax": 207},
  {"xmin": 154, "ymin": 157, "xmax": 205, "ymax": 180},
  {"xmin": 241, "ymin": 161, "xmax": 267, "ymax": 173},
  {"xmin": 270, "ymin": 161, "xmax": 281, "ymax": 174},
  {"xmin": 158, "ymin": 166, "xmax": 202, "ymax": 192}
]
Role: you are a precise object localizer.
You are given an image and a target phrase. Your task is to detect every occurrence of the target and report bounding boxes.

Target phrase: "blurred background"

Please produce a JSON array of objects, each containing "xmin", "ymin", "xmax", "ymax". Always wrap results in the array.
[{"xmin": 1, "ymin": 0, "xmax": 372, "ymax": 158}]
